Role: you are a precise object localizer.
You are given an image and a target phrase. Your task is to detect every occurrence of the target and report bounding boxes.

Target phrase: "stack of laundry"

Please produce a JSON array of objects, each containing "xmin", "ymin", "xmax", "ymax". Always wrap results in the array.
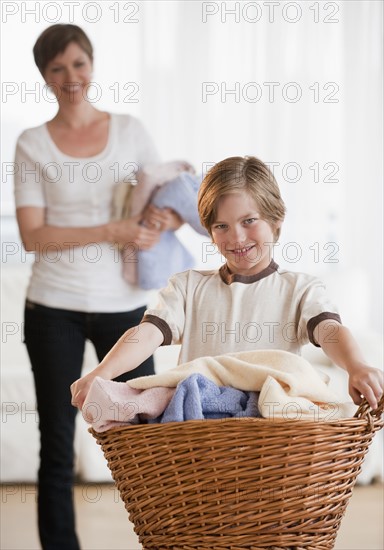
[
  {"xmin": 113, "ymin": 160, "xmax": 209, "ymax": 290},
  {"xmin": 83, "ymin": 349, "xmax": 356, "ymax": 432}
]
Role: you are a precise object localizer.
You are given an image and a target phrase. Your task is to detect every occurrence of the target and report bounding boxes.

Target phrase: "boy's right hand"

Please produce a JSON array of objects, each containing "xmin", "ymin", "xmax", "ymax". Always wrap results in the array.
[{"xmin": 71, "ymin": 372, "xmax": 99, "ymax": 410}]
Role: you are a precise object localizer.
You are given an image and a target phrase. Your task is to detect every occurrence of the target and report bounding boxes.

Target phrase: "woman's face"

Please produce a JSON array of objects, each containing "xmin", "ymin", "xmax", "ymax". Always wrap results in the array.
[{"xmin": 43, "ymin": 42, "xmax": 93, "ymax": 105}]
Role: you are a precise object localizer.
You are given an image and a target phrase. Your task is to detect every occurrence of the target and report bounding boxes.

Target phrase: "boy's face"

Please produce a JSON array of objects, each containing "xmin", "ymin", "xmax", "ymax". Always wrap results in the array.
[{"xmin": 211, "ymin": 192, "xmax": 277, "ymax": 276}]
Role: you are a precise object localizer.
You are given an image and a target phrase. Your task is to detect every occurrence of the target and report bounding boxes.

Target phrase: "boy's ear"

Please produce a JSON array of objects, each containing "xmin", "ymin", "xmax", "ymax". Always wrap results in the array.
[
  {"xmin": 273, "ymin": 219, "xmax": 283, "ymax": 240},
  {"xmin": 272, "ymin": 220, "xmax": 281, "ymax": 232}
]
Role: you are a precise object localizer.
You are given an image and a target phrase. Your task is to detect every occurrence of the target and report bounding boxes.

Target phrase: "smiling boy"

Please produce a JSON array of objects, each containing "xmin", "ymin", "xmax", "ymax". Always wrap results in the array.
[{"xmin": 71, "ymin": 156, "xmax": 383, "ymax": 411}]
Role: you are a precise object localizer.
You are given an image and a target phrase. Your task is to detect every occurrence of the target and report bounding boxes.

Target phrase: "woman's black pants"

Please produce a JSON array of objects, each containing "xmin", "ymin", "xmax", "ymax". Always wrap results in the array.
[{"xmin": 24, "ymin": 300, "xmax": 155, "ymax": 550}]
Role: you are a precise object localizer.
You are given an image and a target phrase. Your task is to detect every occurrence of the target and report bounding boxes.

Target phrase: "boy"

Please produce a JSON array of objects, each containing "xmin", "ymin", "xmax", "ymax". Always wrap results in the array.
[{"xmin": 71, "ymin": 156, "xmax": 383, "ymax": 410}]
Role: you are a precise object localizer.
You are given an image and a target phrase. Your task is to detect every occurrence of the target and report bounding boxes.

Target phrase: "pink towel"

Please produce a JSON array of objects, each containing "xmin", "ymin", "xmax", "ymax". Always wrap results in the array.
[{"xmin": 82, "ymin": 377, "xmax": 175, "ymax": 432}]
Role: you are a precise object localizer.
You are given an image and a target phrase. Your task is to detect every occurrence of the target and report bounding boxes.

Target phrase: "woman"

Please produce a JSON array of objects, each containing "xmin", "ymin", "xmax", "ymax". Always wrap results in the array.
[{"xmin": 14, "ymin": 24, "xmax": 180, "ymax": 549}]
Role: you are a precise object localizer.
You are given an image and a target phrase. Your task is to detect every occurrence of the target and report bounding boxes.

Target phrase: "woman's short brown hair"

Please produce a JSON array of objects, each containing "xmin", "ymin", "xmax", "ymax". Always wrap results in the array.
[
  {"xmin": 33, "ymin": 24, "xmax": 93, "ymax": 76},
  {"xmin": 198, "ymin": 156, "xmax": 286, "ymax": 241}
]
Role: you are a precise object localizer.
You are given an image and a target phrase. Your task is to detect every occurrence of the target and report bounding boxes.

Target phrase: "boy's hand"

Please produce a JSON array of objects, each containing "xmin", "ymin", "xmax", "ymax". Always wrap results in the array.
[
  {"xmin": 71, "ymin": 372, "xmax": 99, "ymax": 410},
  {"xmin": 317, "ymin": 322, "xmax": 383, "ymax": 410},
  {"xmin": 347, "ymin": 364, "xmax": 384, "ymax": 410}
]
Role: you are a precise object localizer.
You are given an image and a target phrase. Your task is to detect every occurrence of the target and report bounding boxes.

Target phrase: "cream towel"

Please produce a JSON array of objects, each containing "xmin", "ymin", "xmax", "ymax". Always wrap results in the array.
[{"xmin": 127, "ymin": 349, "xmax": 356, "ymax": 420}]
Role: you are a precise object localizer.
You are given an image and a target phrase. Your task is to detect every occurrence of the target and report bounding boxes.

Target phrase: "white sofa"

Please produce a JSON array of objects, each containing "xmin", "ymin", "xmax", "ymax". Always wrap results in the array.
[
  {"xmin": 0, "ymin": 262, "xmax": 180, "ymax": 483},
  {"xmin": 1, "ymin": 262, "xmax": 383, "ymax": 483}
]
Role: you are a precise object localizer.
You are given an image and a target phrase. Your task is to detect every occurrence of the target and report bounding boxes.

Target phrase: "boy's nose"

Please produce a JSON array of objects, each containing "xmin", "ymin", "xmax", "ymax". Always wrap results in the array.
[{"xmin": 230, "ymin": 224, "xmax": 246, "ymax": 242}]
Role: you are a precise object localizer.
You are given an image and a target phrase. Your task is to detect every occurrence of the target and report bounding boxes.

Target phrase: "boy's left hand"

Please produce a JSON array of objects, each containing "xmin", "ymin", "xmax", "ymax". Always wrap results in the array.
[{"xmin": 347, "ymin": 364, "xmax": 384, "ymax": 410}]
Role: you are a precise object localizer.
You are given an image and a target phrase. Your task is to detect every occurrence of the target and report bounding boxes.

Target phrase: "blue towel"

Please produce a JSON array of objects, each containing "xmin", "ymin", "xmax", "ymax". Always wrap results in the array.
[
  {"xmin": 138, "ymin": 172, "xmax": 209, "ymax": 290},
  {"xmin": 150, "ymin": 373, "xmax": 261, "ymax": 423}
]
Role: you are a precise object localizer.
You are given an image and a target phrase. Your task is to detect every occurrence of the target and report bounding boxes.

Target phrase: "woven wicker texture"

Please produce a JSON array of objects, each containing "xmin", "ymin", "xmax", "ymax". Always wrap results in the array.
[{"xmin": 91, "ymin": 395, "xmax": 384, "ymax": 550}]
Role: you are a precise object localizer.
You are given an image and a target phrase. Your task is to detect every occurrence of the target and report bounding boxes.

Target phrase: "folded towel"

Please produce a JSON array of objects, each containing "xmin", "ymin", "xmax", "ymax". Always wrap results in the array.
[
  {"xmin": 151, "ymin": 373, "xmax": 260, "ymax": 423},
  {"xmin": 121, "ymin": 160, "xmax": 194, "ymax": 286},
  {"xmin": 127, "ymin": 349, "xmax": 356, "ymax": 420},
  {"xmin": 122, "ymin": 167, "xmax": 209, "ymax": 289},
  {"xmin": 82, "ymin": 377, "xmax": 175, "ymax": 432},
  {"xmin": 150, "ymin": 172, "xmax": 207, "ymax": 235},
  {"xmin": 130, "ymin": 161, "xmax": 195, "ymax": 217},
  {"xmin": 136, "ymin": 232, "xmax": 196, "ymax": 290}
]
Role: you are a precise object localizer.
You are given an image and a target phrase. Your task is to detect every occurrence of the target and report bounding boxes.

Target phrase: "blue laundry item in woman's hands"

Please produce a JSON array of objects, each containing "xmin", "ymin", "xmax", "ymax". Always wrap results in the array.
[
  {"xmin": 152, "ymin": 373, "xmax": 261, "ymax": 423},
  {"xmin": 137, "ymin": 172, "xmax": 209, "ymax": 290}
]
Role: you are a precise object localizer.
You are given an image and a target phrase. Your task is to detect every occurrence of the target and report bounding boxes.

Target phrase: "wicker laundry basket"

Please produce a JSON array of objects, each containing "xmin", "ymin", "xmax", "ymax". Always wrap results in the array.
[{"xmin": 90, "ymin": 395, "xmax": 384, "ymax": 550}]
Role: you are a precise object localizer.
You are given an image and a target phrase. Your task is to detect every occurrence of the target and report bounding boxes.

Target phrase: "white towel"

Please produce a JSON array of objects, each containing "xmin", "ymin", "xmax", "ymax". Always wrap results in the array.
[{"xmin": 127, "ymin": 349, "xmax": 356, "ymax": 420}]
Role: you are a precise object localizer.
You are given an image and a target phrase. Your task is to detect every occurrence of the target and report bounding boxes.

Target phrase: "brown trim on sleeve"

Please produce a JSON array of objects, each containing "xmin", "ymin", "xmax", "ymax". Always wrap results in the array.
[
  {"xmin": 140, "ymin": 314, "xmax": 173, "ymax": 346},
  {"xmin": 219, "ymin": 260, "xmax": 279, "ymax": 285},
  {"xmin": 307, "ymin": 312, "xmax": 342, "ymax": 347}
]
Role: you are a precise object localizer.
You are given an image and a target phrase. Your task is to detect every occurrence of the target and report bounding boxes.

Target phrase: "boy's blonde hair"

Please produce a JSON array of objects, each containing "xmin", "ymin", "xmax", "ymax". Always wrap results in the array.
[{"xmin": 198, "ymin": 156, "xmax": 286, "ymax": 241}]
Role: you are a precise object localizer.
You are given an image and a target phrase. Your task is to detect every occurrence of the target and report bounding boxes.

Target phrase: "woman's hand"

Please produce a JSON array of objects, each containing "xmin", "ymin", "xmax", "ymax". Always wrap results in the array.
[
  {"xmin": 142, "ymin": 205, "xmax": 184, "ymax": 232},
  {"xmin": 71, "ymin": 372, "xmax": 99, "ymax": 410},
  {"xmin": 108, "ymin": 213, "xmax": 161, "ymax": 249},
  {"xmin": 347, "ymin": 363, "xmax": 384, "ymax": 410}
]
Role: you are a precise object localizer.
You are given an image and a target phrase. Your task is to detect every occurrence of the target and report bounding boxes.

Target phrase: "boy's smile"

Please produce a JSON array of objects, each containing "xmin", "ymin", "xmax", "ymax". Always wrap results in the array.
[{"xmin": 211, "ymin": 192, "xmax": 278, "ymax": 276}]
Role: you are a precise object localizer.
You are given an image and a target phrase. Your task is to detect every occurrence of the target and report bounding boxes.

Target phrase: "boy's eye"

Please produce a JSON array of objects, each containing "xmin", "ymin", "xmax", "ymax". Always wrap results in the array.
[
  {"xmin": 213, "ymin": 224, "xmax": 227, "ymax": 230},
  {"xmin": 243, "ymin": 218, "xmax": 258, "ymax": 225},
  {"xmin": 75, "ymin": 62, "xmax": 85, "ymax": 67}
]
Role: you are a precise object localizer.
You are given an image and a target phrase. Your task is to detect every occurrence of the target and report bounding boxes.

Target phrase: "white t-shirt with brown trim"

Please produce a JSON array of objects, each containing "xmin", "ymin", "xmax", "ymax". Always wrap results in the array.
[{"xmin": 141, "ymin": 260, "xmax": 341, "ymax": 365}]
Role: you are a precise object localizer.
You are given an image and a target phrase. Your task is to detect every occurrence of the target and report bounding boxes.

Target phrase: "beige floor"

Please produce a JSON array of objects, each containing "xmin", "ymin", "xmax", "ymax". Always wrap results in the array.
[{"xmin": 1, "ymin": 483, "xmax": 383, "ymax": 549}]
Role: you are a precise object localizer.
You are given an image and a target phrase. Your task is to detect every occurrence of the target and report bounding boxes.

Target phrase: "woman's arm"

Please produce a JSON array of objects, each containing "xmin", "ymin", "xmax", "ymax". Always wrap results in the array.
[
  {"xmin": 17, "ymin": 206, "xmax": 161, "ymax": 252},
  {"xmin": 71, "ymin": 321, "xmax": 164, "ymax": 409},
  {"xmin": 315, "ymin": 320, "xmax": 383, "ymax": 409}
]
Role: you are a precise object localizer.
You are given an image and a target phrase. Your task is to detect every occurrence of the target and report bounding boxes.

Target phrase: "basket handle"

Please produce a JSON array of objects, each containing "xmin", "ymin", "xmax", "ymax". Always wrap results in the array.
[{"xmin": 354, "ymin": 393, "xmax": 384, "ymax": 419}]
